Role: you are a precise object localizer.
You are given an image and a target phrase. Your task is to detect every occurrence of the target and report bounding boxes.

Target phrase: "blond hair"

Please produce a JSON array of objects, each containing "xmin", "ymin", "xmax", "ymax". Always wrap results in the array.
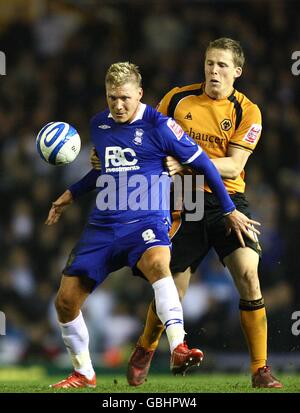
[
  {"xmin": 206, "ymin": 37, "xmax": 245, "ymax": 68},
  {"xmin": 105, "ymin": 62, "xmax": 142, "ymax": 87}
]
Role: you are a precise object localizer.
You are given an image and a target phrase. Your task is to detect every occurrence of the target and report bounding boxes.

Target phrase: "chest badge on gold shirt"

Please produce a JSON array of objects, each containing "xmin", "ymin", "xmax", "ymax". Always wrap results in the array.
[{"xmin": 220, "ymin": 119, "xmax": 232, "ymax": 131}]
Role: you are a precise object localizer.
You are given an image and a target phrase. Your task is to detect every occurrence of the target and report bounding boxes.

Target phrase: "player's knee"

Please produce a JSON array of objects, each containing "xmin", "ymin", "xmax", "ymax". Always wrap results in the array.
[
  {"xmin": 151, "ymin": 258, "xmax": 169, "ymax": 275},
  {"xmin": 238, "ymin": 267, "xmax": 261, "ymax": 296},
  {"xmin": 242, "ymin": 267, "xmax": 259, "ymax": 284},
  {"xmin": 142, "ymin": 256, "xmax": 169, "ymax": 279},
  {"xmin": 55, "ymin": 293, "xmax": 78, "ymax": 320}
]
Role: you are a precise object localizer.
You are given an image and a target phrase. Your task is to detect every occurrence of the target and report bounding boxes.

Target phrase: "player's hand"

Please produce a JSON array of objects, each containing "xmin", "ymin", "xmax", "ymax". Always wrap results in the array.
[
  {"xmin": 45, "ymin": 190, "xmax": 73, "ymax": 225},
  {"xmin": 164, "ymin": 156, "xmax": 184, "ymax": 176},
  {"xmin": 224, "ymin": 209, "xmax": 261, "ymax": 248},
  {"xmin": 90, "ymin": 146, "xmax": 101, "ymax": 170}
]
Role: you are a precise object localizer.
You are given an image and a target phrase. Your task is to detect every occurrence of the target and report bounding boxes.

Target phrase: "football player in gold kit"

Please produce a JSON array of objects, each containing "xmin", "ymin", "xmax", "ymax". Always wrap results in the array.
[{"xmin": 126, "ymin": 38, "xmax": 282, "ymax": 389}]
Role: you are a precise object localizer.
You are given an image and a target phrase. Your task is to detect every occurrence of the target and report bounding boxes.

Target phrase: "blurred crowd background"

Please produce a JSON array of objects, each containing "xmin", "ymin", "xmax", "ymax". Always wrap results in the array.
[{"xmin": 0, "ymin": 0, "xmax": 299, "ymax": 372}]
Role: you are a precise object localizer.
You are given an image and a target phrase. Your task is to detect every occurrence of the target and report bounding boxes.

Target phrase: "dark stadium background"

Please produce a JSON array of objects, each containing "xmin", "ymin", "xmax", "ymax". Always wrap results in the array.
[{"xmin": 0, "ymin": 0, "xmax": 299, "ymax": 375}]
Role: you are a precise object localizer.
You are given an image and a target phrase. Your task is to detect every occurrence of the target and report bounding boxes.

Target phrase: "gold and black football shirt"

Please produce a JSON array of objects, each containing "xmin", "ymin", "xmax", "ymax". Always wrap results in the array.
[{"xmin": 157, "ymin": 82, "xmax": 262, "ymax": 194}]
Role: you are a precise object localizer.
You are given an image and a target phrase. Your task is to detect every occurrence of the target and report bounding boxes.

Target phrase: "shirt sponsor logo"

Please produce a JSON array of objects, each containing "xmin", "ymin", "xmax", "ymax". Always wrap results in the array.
[
  {"xmin": 167, "ymin": 118, "xmax": 184, "ymax": 140},
  {"xmin": 243, "ymin": 124, "xmax": 262, "ymax": 144},
  {"xmin": 105, "ymin": 146, "xmax": 140, "ymax": 172}
]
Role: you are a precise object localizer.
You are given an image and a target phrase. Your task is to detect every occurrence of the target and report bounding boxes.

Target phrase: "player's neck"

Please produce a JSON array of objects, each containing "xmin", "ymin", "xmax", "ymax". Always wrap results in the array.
[
  {"xmin": 204, "ymin": 86, "xmax": 234, "ymax": 100},
  {"xmin": 127, "ymin": 102, "xmax": 142, "ymax": 123}
]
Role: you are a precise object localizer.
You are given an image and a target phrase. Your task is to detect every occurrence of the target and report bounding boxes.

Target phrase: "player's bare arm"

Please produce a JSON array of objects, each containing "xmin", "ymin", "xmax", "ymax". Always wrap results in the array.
[
  {"xmin": 166, "ymin": 147, "xmax": 251, "ymax": 180},
  {"xmin": 90, "ymin": 146, "xmax": 101, "ymax": 170},
  {"xmin": 45, "ymin": 189, "xmax": 73, "ymax": 225},
  {"xmin": 210, "ymin": 146, "xmax": 251, "ymax": 179}
]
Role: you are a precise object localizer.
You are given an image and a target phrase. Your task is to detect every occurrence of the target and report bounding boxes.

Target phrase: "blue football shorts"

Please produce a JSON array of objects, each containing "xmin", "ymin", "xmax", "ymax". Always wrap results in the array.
[{"xmin": 63, "ymin": 218, "xmax": 171, "ymax": 288}]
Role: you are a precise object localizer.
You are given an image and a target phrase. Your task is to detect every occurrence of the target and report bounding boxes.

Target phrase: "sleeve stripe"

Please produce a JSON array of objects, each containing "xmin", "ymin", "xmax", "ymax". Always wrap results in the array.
[
  {"xmin": 227, "ymin": 92, "xmax": 243, "ymax": 130},
  {"xmin": 182, "ymin": 146, "xmax": 203, "ymax": 164},
  {"xmin": 229, "ymin": 142, "xmax": 253, "ymax": 153}
]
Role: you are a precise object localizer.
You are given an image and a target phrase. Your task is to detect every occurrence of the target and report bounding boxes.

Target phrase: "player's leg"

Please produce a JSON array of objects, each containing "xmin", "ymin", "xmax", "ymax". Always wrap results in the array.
[
  {"xmin": 137, "ymin": 246, "xmax": 185, "ymax": 352},
  {"xmin": 127, "ymin": 268, "xmax": 192, "ymax": 386},
  {"xmin": 206, "ymin": 192, "xmax": 282, "ymax": 388},
  {"xmin": 224, "ymin": 248, "xmax": 282, "ymax": 388},
  {"xmin": 55, "ymin": 274, "xmax": 93, "ymax": 323},
  {"xmin": 127, "ymin": 217, "xmax": 206, "ymax": 385},
  {"xmin": 224, "ymin": 248, "xmax": 265, "ymax": 372},
  {"xmin": 135, "ymin": 246, "xmax": 203, "ymax": 377},
  {"xmin": 50, "ymin": 275, "xmax": 97, "ymax": 388},
  {"xmin": 50, "ymin": 223, "xmax": 113, "ymax": 389},
  {"xmin": 136, "ymin": 214, "xmax": 205, "ymax": 350},
  {"xmin": 208, "ymin": 191, "xmax": 281, "ymax": 387},
  {"xmin": 139, "ymin": 268, "xmax": 192, "ymax": 351}
]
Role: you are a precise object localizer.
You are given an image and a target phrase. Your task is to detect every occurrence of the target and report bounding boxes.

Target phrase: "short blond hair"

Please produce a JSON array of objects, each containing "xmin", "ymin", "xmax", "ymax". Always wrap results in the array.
[
  {"xmin": 206, "ymin": 37, "xmax": 245, "ymax": 68},
  {"xmin": 105, "ymin": 62, "xmax": 142, "ymax": 87}
]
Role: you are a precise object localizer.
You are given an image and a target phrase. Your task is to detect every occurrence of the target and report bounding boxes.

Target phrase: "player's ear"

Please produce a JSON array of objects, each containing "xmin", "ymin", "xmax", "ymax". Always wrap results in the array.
[
  {"xmin": 139, "ymin": 87, "xmax": 143, "ymax": 99},
  {"xmin": 234, "ymin": 66, "xmax": 242, "ymax": 79}
]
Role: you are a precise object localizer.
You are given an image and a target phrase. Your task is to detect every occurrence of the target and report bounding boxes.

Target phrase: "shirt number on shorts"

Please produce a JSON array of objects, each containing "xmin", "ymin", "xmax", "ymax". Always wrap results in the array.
[{"xmin": 142, "ymin": 229, "xmax": 156, "ymax": 242}]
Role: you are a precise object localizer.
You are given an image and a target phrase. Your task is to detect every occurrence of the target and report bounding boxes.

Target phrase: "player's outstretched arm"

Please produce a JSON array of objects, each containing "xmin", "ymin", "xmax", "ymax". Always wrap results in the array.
[
  {"xmin": 45, "ymin": 190, "xmax": 73, "ymax": 226},
  {"xmin": 224, "ymin": 209, "xmax": 260, "ymax": 248}
]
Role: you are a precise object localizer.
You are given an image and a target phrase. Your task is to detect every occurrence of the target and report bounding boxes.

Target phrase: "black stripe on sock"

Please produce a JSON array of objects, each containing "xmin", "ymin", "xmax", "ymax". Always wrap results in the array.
[{"xmin": 239, "ymin": 297, "xmax": 265, "ymax": 311}]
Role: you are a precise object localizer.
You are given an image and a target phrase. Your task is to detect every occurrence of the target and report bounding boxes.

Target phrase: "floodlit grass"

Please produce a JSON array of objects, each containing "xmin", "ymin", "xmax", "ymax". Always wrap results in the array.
[{"xmin": 0, "ymin": 368, "xmax": 298, "ymax": 393}]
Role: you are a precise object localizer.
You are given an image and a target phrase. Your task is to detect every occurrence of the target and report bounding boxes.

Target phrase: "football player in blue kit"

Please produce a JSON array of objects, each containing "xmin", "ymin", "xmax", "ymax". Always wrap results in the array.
[{"xmin": 46, "ymin": 62, "xmax": 260, "ymax": 389}]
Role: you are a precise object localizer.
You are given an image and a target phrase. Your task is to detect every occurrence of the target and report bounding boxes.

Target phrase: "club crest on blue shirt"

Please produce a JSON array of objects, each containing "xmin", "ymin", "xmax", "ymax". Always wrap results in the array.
[{"xmin": 133, "ymin": 128, "xmax": 144, "ymax": 145}]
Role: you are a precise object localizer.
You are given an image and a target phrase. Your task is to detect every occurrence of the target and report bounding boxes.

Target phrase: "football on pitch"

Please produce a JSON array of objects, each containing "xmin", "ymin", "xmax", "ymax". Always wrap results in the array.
[{"xmin": 36, "ymin": 121, "xmax": 81, "ymax": 165}]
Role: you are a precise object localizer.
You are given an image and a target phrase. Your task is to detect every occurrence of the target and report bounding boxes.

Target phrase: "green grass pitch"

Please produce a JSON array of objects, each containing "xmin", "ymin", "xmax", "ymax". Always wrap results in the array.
[{"xmin": 0, "ymin": 367, "xmax": 298, "ymax": 393}]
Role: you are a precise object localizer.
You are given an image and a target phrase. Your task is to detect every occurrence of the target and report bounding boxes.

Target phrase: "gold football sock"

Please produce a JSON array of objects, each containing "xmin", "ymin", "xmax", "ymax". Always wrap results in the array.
[
  {"xmin": 139, "ymin": 299, "xmax": 164, "ymax": 351},
  {"xmin": 239, "ymin": 298, "xmax": 267, "ymax": 375}
]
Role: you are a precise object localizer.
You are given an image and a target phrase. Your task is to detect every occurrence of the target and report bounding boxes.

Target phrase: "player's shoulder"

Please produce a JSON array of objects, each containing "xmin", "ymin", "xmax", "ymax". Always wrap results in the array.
[
  {"xmin": 143, "ymin": 104, "xmax": 169, "ymax": 127},
  {"xmin": 144, "ymin": 105, "xmax": 186, "ymax": 141},
  {"xmin": 143, "ymin": 104, "xmax": 179, "ymax": 143},
  {"xmin": 90, "ymin": 109, "xmax": 110, "ymax": 127},
  {"xmin": 158, "ymin": 83, "xmax": 203, "ymax": 117},
  {"xmin": 233, "ymin": 89, "xmax": 261, "ymax": 114},
  {"xmin": 164, "ymin": 82, "xmax": 203, "ymax": 100}
]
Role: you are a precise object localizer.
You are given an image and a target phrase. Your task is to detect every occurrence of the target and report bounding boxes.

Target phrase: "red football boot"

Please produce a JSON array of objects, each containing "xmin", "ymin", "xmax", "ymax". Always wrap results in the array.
[
  {"xmin": 252, "ymin": 366, "xmax": 283, "ymax": 388},
  {"xmin": 50, "ymin": 371, "xmax": 96, "ymax": 389},
  {"xmin": 170, "ymin": 342, "xmax": 204, "ymax": 375},
  {"xmin": 127, "ymin": 345, "xmax": 155, "ymax": 386}
]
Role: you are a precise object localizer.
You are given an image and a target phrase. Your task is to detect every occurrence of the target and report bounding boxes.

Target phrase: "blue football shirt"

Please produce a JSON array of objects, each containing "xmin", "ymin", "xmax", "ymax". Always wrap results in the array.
[{"xmin": 88, "ymin": 103, "xmax": 202, "ymax": 224}]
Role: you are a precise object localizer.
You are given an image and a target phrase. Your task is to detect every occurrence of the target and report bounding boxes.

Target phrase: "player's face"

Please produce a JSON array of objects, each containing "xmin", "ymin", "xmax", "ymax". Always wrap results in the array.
[
  {"xmin": 106, "ymin": 81, "xmax": 143, "ymax": 123},
  {"xmin": 204, "ymin": 48, "xmax": 242, "ymax": 99}
]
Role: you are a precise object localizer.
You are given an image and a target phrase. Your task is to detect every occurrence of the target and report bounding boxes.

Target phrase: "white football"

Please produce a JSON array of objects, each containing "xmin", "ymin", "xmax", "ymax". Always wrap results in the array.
[{"xmin": 36, "ymin": 122, "xmax": 81, "ymax": 165}]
